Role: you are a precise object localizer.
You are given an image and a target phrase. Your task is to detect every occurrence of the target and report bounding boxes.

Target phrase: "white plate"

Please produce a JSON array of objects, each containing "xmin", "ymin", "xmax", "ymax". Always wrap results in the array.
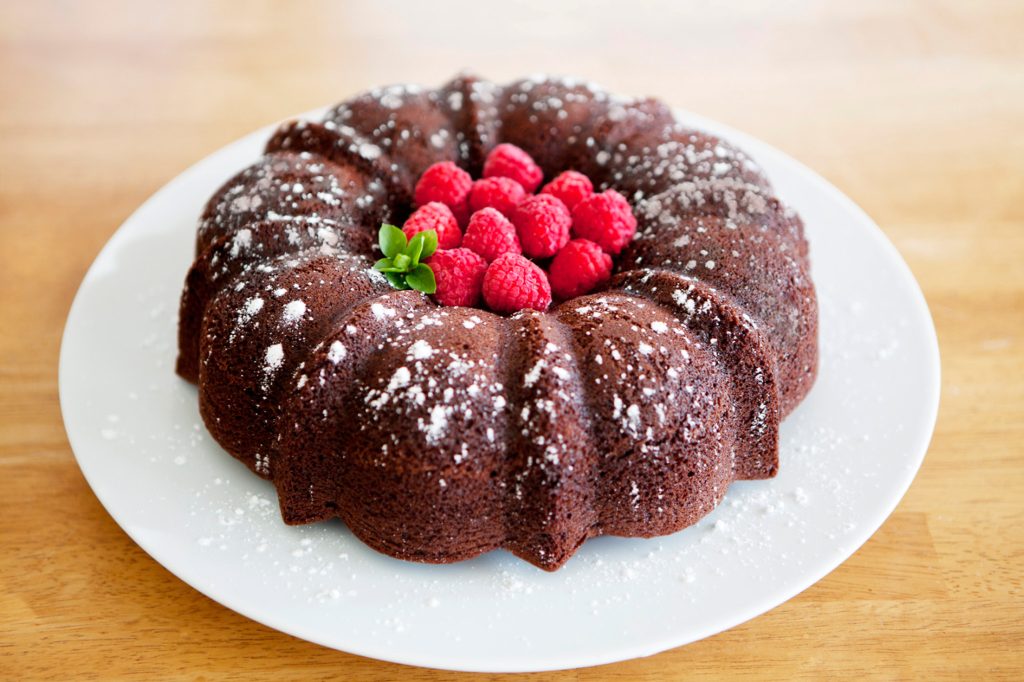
[{"xmin": 60, "ymin": 107, "xmax": 940, "ymax": 673}]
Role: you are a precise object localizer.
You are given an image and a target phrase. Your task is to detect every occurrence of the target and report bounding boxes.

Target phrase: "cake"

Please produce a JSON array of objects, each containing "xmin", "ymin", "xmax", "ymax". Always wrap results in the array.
[{"xmin": 176, "ymin": 74, "xmax": 817, "ymax": 571}]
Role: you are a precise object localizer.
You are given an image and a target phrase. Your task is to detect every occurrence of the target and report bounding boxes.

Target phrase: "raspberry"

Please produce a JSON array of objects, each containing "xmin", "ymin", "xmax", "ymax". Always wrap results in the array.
[
  {"xmin": 482, "ymin": 253, "xmax": 552, "ymax": 313},
  {"xmin": 570, "ymin": 189, "xmax": 637, "ymax": 254},
  {"xmin": 483, "ymin": 143, "xmax": 544, "ymax": 193},
  {"xmin": 402, "ymin": 202, "xmax": 462, "ymax": 250},
  {"xmin": 414, "ymin": 161, "xmax": 472, "ymax": 225},
  {"xmin": 462, "ymin": 208, "xmax": 522, "ymax": 262},
  {"xmin": 468, "ymin": 177, "xmax": 526, "ymax": 217},
  {"xmin": 548, "ymin": 239, "xmax": 613, "ymax": 300},
  {"xmin": 540, "ymin": 171, "xmax": 593, "ymax": 211},
  {"xmin": 511, "ymin": 194, "xmax": 571, "ymax": 259},
  {"xmin": 427, "ymin": 248, "xmax": 488, "ymax": 307}
]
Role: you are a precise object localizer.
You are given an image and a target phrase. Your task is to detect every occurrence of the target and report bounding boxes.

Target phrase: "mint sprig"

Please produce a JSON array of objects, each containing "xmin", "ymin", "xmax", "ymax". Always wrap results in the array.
[{"xmin": 373, "ymin": 224, "xmax": 438, "ymax": 294}]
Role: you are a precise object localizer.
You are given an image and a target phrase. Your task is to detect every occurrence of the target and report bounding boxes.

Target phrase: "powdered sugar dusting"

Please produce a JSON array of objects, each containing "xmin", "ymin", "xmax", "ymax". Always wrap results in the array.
[
  {"xmin": 262, "ymin": 344, "xmax": 284, "ymax": 391},
  {"xmin": 328, "ymin": 340, "xmax": 347, "ymax": 364},
  {"xmin": 408, "ymin": 339, "xmax": 435, "ymax": 360},
  {"xmin": 229, "ymin": 228, "xmax": 252, "ymax": 257},
  {"xmin": 523, "ymin": 359, "xmax": 546, "ymax": 387},
  {"xmin": 371, "ymin": 303, "xmax": 396, "ymax": 319},
  {"xmin": 424, "ymin": 404, "xmax": 449, "ymax": 444},
  {"xmin": 282, "ymin": 300, "xmax": 306, "ymax": 324},
  {"xmin": 238, "ymin": 296, "xmax": 263, "ymax": 325}
]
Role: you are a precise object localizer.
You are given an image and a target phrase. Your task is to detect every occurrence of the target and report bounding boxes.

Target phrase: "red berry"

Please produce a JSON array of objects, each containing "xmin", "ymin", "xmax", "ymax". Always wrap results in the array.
[
  {"xmin": 427, "ymin": 248, "xmax": 488, "ymax": 307},
  {"xmin": 402, "ymin": 202, "xmax": 462, "ymax": 250},
  {"xmin": 540, "ymin": 171, "xmax": 593, "ymax": 211},
  {"xmin": 571, "ymin": 189, "xmax": 637, "ymax": 254},
  {"xmin": 511, "ymin": 194, "xmax": 571, "ymax": 259},
  {"xmin": 468, "ymin": 177, "xmax": 526, "ymax": 217},
  {"xmin": 482, "ymin": 253, "xmax": 552, "ymax": 313},
  {"xmin": 483, "ymin": 143, "xmax": 544, "ymax": 193},
  {"xmin": 462, "ymin": 208, "xmax": 522, "ymax": 262},
  {"xmin": 548, "ymin": 239, "xmax": 613, "ymax": 300},
  {"xmin": 414, "ymin": 161, "xmax": 472, "ymax": 225}
]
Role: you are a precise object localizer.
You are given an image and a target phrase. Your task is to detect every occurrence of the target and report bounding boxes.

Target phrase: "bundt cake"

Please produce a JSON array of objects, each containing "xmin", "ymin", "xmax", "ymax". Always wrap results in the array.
[{"xmin": 176, "ymin": 74, "xmax": 818, "ymax": 571}]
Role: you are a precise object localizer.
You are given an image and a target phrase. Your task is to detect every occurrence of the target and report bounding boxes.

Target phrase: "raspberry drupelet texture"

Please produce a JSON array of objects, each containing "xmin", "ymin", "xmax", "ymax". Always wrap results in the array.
[
  {"xmin": 483, "ymin": 143, "xmax": 544, "ymax": 193},
  {"xmin": 570, "ymin": 189, "xmax": 638, "ymax": 255},
  {"xmin": 468, "ymin": 176, "xmax": 526, "ymax": 217},
  {"xmin": 541, "ymin": 170, "xmax": 594, "ymax": 211},
  {"xmin": 512, "ymin": 194, "xmax": 572, "ymax": 259},
  {"xmin": 482, "ymin": 253, "xmax": 552, "ymax": 313},
  {"xmin": 462, "ymin": 208, "xmax": 522, "ymax": 262},
  {"xmin": 402, "ymin": 202, "xmax": 462, "ymax": 250},
  {"xmin": 427, "ymin": 248, "xmax": 488, "ymax": 307},
  {"xmin": 414, "ymin": 161, "xmax": 472, "ymax": 225},
  {"xmin": 548, "ymin": 238, "xmax": 613, "ymax": 300}
]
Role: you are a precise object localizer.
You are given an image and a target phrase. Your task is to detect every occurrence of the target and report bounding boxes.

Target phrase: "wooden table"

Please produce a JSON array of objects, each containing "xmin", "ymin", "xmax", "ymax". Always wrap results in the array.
[{"xmin": 2, "ymin": 1, "xmax": 1021, "ymax": 679}]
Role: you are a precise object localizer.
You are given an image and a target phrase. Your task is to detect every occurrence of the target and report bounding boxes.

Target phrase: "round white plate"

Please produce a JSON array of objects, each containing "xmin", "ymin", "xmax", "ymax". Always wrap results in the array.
[{"xmin": 60, "ymin": 107, "xmax": 940, "ymax": 673}]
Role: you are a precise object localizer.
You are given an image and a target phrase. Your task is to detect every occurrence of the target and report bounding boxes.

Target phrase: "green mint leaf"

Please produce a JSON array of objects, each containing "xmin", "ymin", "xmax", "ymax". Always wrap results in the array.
[
  {"xmin": 406, "ymin": 233, "xmax": 426, "ymax": 264},
  {"xmin": 418, "ymin": 230, "xmax": 438, "ymax": 259},
  {"xmin": 373, "ymin": 257, "xmax": 405, "ymax": 273},
  {"xmin": 384, "ymin": 272, "xmax": 410, "ymax": 290},
  {"xmin": 405, "ymin": 263, "xmax": 436, "ymax": 294},
  {"xmin": 392, "ymin": 253, "xmax": 412, "ymax": 271},
  {"xmin": 379, "ymin": 224, "xmax": 407, "ymax": 259}
]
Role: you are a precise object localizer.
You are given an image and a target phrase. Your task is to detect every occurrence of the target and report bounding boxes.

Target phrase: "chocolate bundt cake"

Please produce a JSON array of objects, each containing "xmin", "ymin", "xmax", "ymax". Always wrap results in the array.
[{"xmin": 176, "ymin": 74, "xmax": 817, "ymax": 571}]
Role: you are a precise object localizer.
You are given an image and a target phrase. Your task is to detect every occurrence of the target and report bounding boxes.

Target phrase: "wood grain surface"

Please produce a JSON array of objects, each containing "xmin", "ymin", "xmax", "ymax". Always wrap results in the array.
[{"xmin": 1, "ymin": 1, "xmax": 1022, "ymax": 679}]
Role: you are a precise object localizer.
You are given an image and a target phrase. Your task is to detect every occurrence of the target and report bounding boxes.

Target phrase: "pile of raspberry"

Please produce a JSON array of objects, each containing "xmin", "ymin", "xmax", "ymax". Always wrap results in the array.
[{"xmin": 403, "ymin": 143, "xmax": 637, "ymax": 313}]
